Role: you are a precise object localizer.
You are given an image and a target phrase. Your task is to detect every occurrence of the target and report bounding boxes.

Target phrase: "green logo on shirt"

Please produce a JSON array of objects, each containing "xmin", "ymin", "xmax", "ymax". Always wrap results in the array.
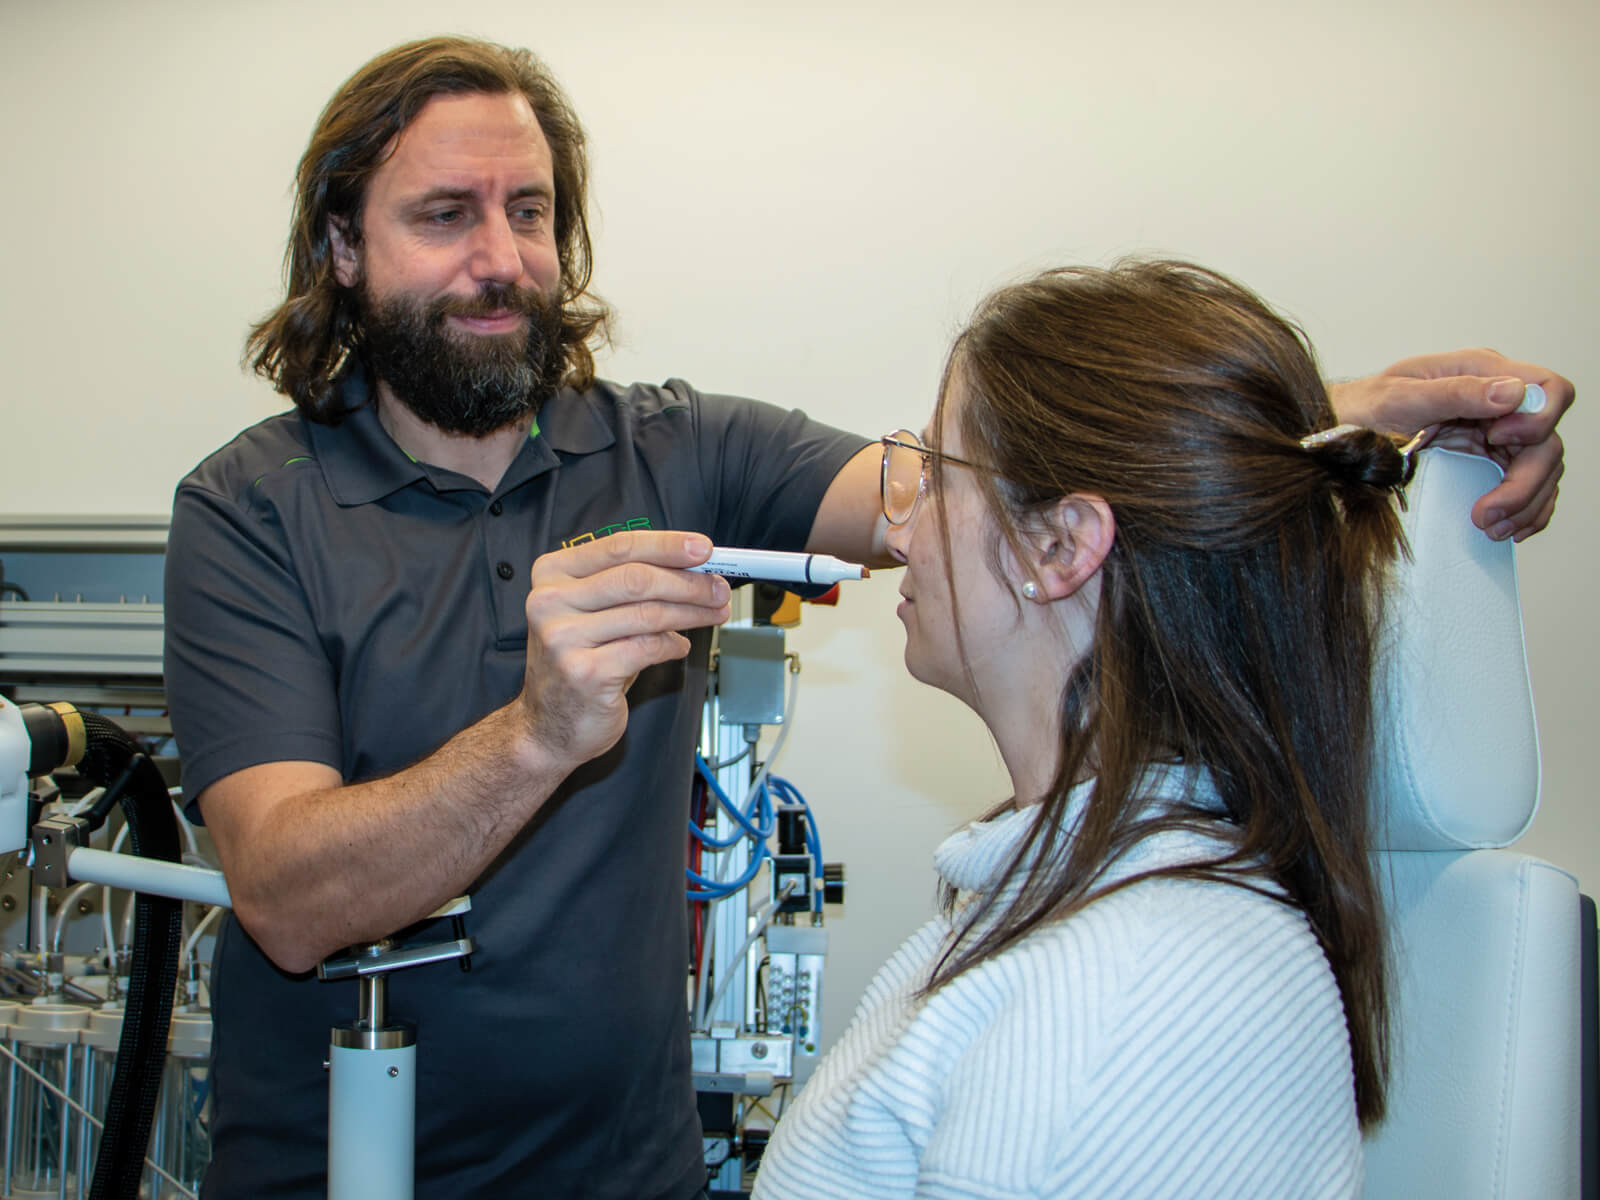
[{"xmin": 561, "ymin": 516, "xmax": 653, "ymax": 548}]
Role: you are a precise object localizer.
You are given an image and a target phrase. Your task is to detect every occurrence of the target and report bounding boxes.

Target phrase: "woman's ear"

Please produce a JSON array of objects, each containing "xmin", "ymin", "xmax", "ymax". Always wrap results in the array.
[
  {"xmin": 329, "ymin": 217, "xmax": 360, "ymax": 288},
  {"xmin": 1022, "ymin": 494, "xmax": 1115, "ymax": 602}
]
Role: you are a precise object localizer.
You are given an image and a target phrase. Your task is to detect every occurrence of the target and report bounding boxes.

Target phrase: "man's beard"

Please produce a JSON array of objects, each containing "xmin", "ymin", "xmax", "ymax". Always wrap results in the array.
[{"xmin": 355, "ymin": 281, "xmax": 567, "ymax": 437}]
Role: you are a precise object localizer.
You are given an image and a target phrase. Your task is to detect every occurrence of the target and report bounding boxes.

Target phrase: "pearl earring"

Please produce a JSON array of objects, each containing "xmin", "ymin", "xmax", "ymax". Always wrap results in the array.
[{"xmin": 1021, "ymin": 580, "xmax": 1039, "ymax": 601}]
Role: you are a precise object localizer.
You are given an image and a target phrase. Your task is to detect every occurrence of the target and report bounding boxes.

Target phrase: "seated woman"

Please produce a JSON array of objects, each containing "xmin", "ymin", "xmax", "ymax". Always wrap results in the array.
[{"xmin": 754, "ymin": 260, "xmax": 1408, "ymax": 1197}]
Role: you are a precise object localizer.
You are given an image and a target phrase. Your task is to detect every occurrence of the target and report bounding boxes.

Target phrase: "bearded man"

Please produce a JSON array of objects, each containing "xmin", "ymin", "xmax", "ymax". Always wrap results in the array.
[{"xmin": 166, "ymin": 38, "xmax": 881, "ymax": 1198}]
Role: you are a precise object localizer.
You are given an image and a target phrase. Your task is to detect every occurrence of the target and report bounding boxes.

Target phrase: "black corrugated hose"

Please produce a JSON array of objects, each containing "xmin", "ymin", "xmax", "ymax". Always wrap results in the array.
[{"xmin": 72, "ymin": 710, "xmax": 184, "ymax": 1200}]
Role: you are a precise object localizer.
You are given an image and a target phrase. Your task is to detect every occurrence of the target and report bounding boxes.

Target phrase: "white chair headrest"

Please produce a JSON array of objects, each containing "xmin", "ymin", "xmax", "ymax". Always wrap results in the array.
[{"xmin": 1372, "ymin": 448, "xmax": 1540, "ymax": 850}]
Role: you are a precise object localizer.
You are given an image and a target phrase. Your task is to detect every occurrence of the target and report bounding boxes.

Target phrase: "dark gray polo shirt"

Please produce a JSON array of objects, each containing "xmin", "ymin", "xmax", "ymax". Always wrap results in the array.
[{"xmin": 164, "ymin": 369, "xmax": 867, "ymax": 1200}]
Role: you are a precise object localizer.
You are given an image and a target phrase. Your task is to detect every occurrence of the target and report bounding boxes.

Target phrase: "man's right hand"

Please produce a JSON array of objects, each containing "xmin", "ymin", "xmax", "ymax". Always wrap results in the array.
[
  {"xmin": 517, "ymin": 531, "xmax": 730, "ymax": 769},
  {"xmin": 196, "ymin": 531, "xmax": 729, "ymax": 974}
]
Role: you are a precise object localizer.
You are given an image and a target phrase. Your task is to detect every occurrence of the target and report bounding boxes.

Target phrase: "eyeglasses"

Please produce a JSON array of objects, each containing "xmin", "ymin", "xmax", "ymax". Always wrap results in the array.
[{"xmin": 879, "ymin": 430, "xmax": 992, "ymax": 526}]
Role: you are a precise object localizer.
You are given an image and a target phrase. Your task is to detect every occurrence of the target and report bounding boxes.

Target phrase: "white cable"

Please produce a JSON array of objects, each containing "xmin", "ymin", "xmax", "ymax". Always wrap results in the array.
[
  {"xmin": 693, "ymin": 913, "xmax": 717, "ymax": 1032},
  {"xmin": 49, "ymin": 882, "xmax": 99, "ymax": 953},
  {"xmin": 59, "ymin": 786, "xmax": 105, "ymax": 818},
  {"xmin": 0, "ymin": 1040, "xmax": 199, "ymax": 1200},
  {"xmin": 700, "ymin": 881, "xmax": 797, "ymax": 1030},
  {"xmin": 32, "ymin": 885, "xmax": 48, "ymax": 958},
  {"xmin": 746, "ymin": 656, "xmax": 802, "ymax": 800},
  {"xmin": 179, "ymin": 905, "xmax": 222, "ymax": 977},
  {"xmin": 101, "ymin": 895, "xmax": 116, "ymax": 967},
  {"xmin": 101, "ymin": 821, "xmax": 131, "ymax": 955},
  {"xmin": 170, "ymin": 796, "xmax": 198, "ymax": 858}
]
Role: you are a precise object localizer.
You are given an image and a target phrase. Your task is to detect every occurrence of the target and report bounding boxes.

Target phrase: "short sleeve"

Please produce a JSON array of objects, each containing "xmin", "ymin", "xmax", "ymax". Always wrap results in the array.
[
  {"xmin": 164, "ymin": 481, "xmax": 343, "ymax": 810},
  {"xmin": 678, "ymin": 382, "xmax": 869, "ymax": 551}
]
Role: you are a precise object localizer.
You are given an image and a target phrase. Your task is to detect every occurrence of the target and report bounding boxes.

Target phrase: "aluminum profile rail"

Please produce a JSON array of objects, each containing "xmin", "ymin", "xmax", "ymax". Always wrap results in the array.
[{"xmin": 0, "ymin": 515, "xmax": 170, "ymax": 682}]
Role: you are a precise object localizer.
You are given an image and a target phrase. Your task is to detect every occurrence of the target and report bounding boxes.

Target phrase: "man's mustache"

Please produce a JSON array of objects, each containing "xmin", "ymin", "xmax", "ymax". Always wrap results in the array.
[{"xmin": 430, "ymin": 284, "xmax": 551, "ymax": 323}]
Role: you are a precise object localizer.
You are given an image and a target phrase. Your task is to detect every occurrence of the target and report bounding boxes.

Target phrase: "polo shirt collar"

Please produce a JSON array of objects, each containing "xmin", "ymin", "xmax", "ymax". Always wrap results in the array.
[
  {"xmin": 537, "ymin": 385, "xmax": 615, "ymax": 456},
  {"xmin": 307, "ymin": 365, "xmax": 617, "ymax": 507},
  {"xmin": 306, "ymin": 370, "xmax": 424, "ymax": 506}
]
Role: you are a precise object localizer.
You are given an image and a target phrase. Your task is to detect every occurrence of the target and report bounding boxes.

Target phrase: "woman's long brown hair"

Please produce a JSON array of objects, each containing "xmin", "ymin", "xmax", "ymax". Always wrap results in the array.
[{"xmin": 925, "ymin": 259, "xmax": 1409, "ymax": 1130}]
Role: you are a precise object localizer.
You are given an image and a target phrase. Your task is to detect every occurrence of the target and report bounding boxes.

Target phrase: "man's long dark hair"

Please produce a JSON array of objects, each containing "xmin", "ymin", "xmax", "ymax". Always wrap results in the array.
[
  {"xmin": 244, "ymin": 36, "xmax": 611, "ymax": 421},
  {"xmin": 926, "ymin": 259, "xmax": 1408, "ymax": 1130}
]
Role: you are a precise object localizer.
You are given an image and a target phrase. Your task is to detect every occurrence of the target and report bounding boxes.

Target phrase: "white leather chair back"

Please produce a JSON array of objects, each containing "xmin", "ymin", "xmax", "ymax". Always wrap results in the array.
[{"xmin": 1364, "ymin": 449, "xmax": 1580, "ymax": 1198}]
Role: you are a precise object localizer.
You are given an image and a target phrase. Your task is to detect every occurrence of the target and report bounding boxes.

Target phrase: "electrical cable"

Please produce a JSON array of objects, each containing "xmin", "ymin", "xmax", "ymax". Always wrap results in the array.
[
  {"xmin": 686, "ymin": 754, "xmax": 776, "ymax": 899},
  {"xmin": 690, "ymin": 758, "xmax": 775, "ymax": 844},
  {"xmin": 67, "ymin": 709, "xmax": 185, "ymax": 1200},
  {"xmin": 61, "ymin": 786, "xmax": 107, "ymax": 818},
  {"xmin": 744, "ymin": 656, "xmax": 801, "ymax": 801},
  {"xmin": 104, "ymin": 820, "xmax": 131, "ymax": 959},
  {"xmin": 698, "ymin": 881, "xmax": 797, "ymax": 1030},
  {"xmin": 688, "ymin": 775, "xmax": 706, "ymax": 975},
  {"xmin": 699, "ymin": 740, "xmax": 753, "ymax": 772},
  {"xmin": 685, "ymin": 652, "xmax": 801, "ymax": 894},
  {"xmin": 754, "ymin": 959, "xmax": 768, "ymax": 1033},
  {"xmin": 179, "ymin": 905, "xmax": 221, "ymax": 979},
  {"xmin": 755, "ymin": 774, "xmax": 826, "ymax": 913},
  {"xmin": 693, "ymin": 915, "xmax": 716, "ymax": 1034},
  {"xmin": 32, "ymin": 884, "xmax": 48, "ymax": 960},
  {"xmin": 50, "ymin": 881, "xmax": 100, "ymax": 953},
  {"xmin": 686, "ymin": 851, "xmax": 766, "ymax": 895},
  {"xmin": 170, "ymin": 791, "xmax": 198, "ymax": 858}
]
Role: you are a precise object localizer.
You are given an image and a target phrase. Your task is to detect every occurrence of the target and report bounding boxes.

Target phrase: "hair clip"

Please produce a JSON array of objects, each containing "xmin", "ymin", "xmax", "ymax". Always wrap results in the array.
[
  {"xmin": 1298, "ymin": 423, "xmax": 1361, "ymax": 450},
  {"xmin": 1301, "ymin": 424, "xmax": 1427, "ymax": 461}
]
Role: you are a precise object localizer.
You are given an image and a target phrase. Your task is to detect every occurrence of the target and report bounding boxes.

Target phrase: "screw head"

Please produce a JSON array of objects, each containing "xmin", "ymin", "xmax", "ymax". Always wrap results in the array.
[{"xmin": 388, "ymin": 1066, "xmax": 400, "ymax": 1078}]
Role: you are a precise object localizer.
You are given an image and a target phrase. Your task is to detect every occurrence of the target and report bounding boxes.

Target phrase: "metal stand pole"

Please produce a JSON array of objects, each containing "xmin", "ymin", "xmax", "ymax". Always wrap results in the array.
[
  {"xmin": 318, "ymin": 910, "xmax": 473, "ymax": 1200},
  {"xmin": 328, "ymin": 959, "xmax": 415, "ymax": 1200}
]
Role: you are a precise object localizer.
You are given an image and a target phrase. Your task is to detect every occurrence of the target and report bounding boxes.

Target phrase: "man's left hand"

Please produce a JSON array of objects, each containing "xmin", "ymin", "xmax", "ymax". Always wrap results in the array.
[{"xmin": 1329, "ymin": 348, "xmax": 1574, "ymax": 542}]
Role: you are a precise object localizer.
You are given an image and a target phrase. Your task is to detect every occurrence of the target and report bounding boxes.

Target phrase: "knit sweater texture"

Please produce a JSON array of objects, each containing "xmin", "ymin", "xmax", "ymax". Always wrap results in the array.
[{"xmin": 752, "ymin": 769, "xmax": 1363, "ymax": 1199}]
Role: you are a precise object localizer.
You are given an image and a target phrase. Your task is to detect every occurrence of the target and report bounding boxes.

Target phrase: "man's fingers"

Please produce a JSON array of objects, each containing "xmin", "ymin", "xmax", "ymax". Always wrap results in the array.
[
  {"xmin": 1382, "ymin": 347, "xmax": 1514, "ymax": 380},
  {"xmin": 1486, "ymin": 369, "xmax": 1576, "ymax": 448},
  {"xmin": 530, "ymin": 532, "xmax": 728, "ymax": 618},
  {"xmin": 533, "ymin": 596, "xmax": 732, "ymax": 655},
  {"xmin": 1362, "ymin": 349, "xmax": 1575, "ymax": 435},
  {"xmin": 529, "ymin": 561, "xmax": 730, "ymax": 624},
  {"xmin": 1473, "ymin": 437, "xmax": 1564, "ymax": 540},
  {"xmin": 1513, "ymin": 494, "xmax": 1559, "ymax": 544},
  {"xmin": 546, "ymin": 529, "xmax": 716, "ymax": 580},
  {"xmin": 1384, "ymin": 374, "xmax": 1527, "ymax": 433},
  {"xmin": 586, "ymin": 560, "xmax": 730, "ymax": 615},
  {"xmin": 551, "ymin": 629, "xmax": 697, "ymax": 694}
]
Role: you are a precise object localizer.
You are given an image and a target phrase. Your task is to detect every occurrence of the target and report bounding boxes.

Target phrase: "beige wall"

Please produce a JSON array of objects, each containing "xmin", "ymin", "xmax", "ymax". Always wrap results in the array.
[{"xmin": 3, "ymin": 0, "xmax": 1594, "ymax": 1053}]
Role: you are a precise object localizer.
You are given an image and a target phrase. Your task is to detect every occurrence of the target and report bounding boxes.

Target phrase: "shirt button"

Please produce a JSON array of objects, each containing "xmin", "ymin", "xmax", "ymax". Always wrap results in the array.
[
  {"xmin": 489, "ymin": 501, "xmax": 503, "ymax": 517},
  {"xmin": 496, "ymin": 561, "xmax": 515, "ymax": 580}
]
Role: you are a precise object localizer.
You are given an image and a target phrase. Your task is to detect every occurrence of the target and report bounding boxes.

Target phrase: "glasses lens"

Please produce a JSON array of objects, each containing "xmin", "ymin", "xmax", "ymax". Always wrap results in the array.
[{"xmin": 882, "ymin": 432, "xmax": 925, "ymax": 525}]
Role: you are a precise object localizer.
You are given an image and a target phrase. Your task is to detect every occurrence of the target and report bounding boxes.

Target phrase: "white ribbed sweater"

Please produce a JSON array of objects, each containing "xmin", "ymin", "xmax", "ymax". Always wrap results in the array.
[{"xmin": 753, "ymin": 773, "xmax": 1363, "ymax": 1199}]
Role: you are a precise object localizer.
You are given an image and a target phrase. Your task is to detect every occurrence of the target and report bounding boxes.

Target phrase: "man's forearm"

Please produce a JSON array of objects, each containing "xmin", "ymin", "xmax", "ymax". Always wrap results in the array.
[{"xmin": 209, "ymin": 700, "xmax": 570, "ymax": 974}]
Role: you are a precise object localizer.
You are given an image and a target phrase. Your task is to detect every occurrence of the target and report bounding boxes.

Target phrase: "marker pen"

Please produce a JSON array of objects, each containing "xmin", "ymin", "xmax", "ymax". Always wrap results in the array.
[{"xmin": 688, "ymin": 547, "xmax": 869, "ymax": 585}]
